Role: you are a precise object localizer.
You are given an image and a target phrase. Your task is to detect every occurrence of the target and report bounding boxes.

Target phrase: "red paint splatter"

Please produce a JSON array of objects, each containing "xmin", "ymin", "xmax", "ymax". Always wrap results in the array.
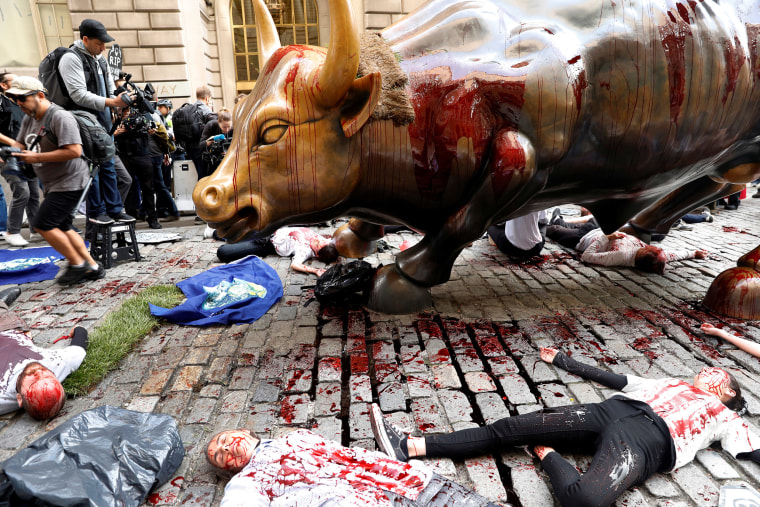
[{"xmin": 659, "ymin": 11, "xmax": 691, "ymax": 123}]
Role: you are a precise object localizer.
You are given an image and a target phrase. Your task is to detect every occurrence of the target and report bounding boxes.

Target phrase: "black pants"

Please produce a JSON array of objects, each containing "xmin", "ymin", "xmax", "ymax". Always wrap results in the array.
[
  {"xmin": 425, "ymin": 399, "xmax": 670, "ymax": 507},
  {"xmin": 216, "ymin": 236, "xmax": 274, "ymax": 263},
  {"xmin": 546, "ymin": 217, "xmax": 599, "ymax": 249},
  {"xmin": 121, "ymin": 153, "xmax": 157, "ymax": 220},
  {"xmin": 486, "ymin": 224, "xmax": 544, "ymax": 258}
]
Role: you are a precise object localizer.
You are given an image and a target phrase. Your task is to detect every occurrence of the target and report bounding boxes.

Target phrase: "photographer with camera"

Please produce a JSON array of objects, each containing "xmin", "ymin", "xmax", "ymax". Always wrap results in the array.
[
  {"xmin": 113, "ymin": 107, "xmax": 163, "ymax": 229},
  {"xmin": 154, "ymin": 99, "xmax": 180, "ymax": 222},
  {"xmin": 1, "ymin": 73, "xmax": 35, "ymax": 247},
  {"xmin": 199, "ymin": 108, "xmax": 233, "ymax": 175},
  {"xmin": 58, "ymin": 19, "xmax": 135, "ymax": 232},
  {"xmin": 0, "ymin": 77, "xmax": 105, "ymax": 285}
]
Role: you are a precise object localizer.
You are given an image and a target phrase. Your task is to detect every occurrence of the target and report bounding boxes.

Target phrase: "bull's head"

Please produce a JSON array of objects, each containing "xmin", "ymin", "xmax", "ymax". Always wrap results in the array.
[{"xmin": 193, "ymin": 0, "xmax": 382, "ymax": 241}]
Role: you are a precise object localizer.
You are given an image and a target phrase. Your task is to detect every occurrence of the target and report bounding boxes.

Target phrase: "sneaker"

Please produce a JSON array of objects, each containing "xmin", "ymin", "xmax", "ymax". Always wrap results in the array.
[
  {"xmin": 109, "ymin": 210, "xmax": 136, "ymax": 223},
  {"xmin": 86, "ymin": 262, "xmax": 105, "ymax": 281},
  {"xmin": 369, "ymin": 403, "xmax": 409, "ymax": 461},
  {"xmin": 159, "ymin": 215, "xmax": 180, "ymax": 222},
  {"xmin": 0, "ymin": 287, "xmax": 21, "ymax": 307},
  {"xmin": 724, "ymin": 204, "xmax": 738, "ymax": 210},
  {"xmin": 194, "ymin": 215, "xmax": 205, "ymax": 224},
  {"xmin": 753, "ymin": 190, "xmax": 760, "ymax": 198},
  {"xmin": 0, "ymin": 231, "xmax": 6, "ymax": 239},
  {"xmin": 203, "ymin": 225, "xmax": 216, "ymax": 239},
  {"xmin": 56, "ymin": 264, "xmax": 91, "ymax": 286},
  {"xmin": 90, "ymin": 214, "xmax": 115, "ymax": 225},
  {"xmin": 5, "ymin": 234, "xmax": 28, "ymax": 247},
  {"xmin": 700, "ymin": 210, "xmax": 714, "ymax": 223},
  {"xmin": 672, "ymin": 220, "xmax": 693, "ymax": 231},
  {"xmin": 29, "ymin": 232, "xmax": 42, "ymax": 242},
  {"xmin": 148, "ymin": 218, "xmax": 162, "ymax": 229}
]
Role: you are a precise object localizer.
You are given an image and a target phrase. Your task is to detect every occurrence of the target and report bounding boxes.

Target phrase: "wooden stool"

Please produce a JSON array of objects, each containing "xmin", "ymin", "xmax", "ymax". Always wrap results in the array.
[{"xmin": 89, "ymin": 221, "xmax": 141, "ymax": 269}]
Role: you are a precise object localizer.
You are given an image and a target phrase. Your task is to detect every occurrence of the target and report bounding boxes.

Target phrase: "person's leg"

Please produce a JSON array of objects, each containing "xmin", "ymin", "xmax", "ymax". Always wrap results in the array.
[
  {"xmin": 7, "ymin": 179, "xmax": 29, "ymax": 234},
  {"xmin": 98, "ymin": 157, "xmax": 125, "ymax": 216},
  {"xmin": 152, "ymin": 155, "xmax": 178, "ymax": 217},
  {"xmin": 216, "ymin": 236, "xmax": 275, "ymax": 263},
  {"xmin": 132, "ymin": 154, "xmax": 158, "ymax": 221},
  {"xmin": 423, "ymin": 402, "xmax": 631, "ymax": 460},
  {"xmin": 539, "ymin": 413, "xmax": 670, "ymax": 507},
  {"xmin": 113, "ymin": 156, "xmax": 133, "ymax": 208},
  {"xmin": 25, "ymin": 179, "xmax": 40, "ymax": 234},
  {"xmin": 0, "ymin": 185, "xmax": 8, "ymax": 234}
]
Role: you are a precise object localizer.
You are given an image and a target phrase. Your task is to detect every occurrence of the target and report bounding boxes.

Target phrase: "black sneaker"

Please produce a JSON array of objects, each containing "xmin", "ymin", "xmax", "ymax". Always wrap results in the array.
[
  {"xmin": 86, "ymin": 262, "xmax": 105, "ymax": 280},
  {"xmin": 109, "ymin": 210, "xmax": 136, "ymax": 223},
  {"xmin": 0, "ymin": 287, "xmax": 21, "ymax": 307},
  {"xmin": 369, "ymin": 403, "xmax": 409, "ymax": 461},
  {"xmin": 56, "ymin": 264, "xmax": 91, "ymax": 286},
  {"xmin": 90, "ymin": 214, "xmax": 115, "ymax": 225},
  {"xmin": 194, "ymin": 215, "xmax": 205, "ymax": 224},
  {"xmin": 148, "ymin": 219, "xmax": 162, "ymax": 229}
]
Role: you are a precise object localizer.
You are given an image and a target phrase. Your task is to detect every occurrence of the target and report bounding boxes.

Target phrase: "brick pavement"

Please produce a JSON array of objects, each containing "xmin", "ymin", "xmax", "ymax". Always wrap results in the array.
[{"xmin": 1, "ymin": 200, "xmax": 760, "ymax": 506}]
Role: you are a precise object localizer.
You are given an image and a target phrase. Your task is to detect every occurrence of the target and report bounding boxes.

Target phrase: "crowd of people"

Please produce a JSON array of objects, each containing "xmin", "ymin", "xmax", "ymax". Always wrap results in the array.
[{"xmin": 0, "ymin": 20, "xmax": 238, "ymax": 284}]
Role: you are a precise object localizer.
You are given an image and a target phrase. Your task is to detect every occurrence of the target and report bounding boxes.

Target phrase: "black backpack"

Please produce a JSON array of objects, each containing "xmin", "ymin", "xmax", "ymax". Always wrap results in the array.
[
  {"xmin": 44, "ymin": 104, "xmax": 115, "ymax": 164},
  {"xmin": 172, "ymin": 102, "xmax": 213, "ymax": 144},
  {"xmin": 314, "ymin": 261, "xmax": 377, "ymax": 305},
  {"xmin": 39, "ymin": 46, "xmax": 107, "ymax": 110}
]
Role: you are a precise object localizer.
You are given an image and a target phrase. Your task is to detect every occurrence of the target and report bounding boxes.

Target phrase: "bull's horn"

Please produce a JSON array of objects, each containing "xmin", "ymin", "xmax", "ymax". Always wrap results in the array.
[
  {"xmin": 253, "ymin": 0, "xmax": 281, "ymax": 70},
  {"xmin": 314, "ymin": 0, "xmax": 360, "ymax": 107}
]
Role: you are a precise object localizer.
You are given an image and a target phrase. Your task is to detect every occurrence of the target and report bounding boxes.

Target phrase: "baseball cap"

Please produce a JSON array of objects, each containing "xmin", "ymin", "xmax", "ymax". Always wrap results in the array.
[
  {"xmin": 5, "ymin": 76, "xmax": 46, "ymax": 96},
  {"xmin": 79, "ymin": 19, "xmax": 114, "ymax": 43}
]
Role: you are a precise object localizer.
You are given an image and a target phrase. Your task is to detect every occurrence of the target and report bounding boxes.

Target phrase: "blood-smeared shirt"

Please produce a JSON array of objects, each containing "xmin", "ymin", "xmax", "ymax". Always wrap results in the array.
[
  {"xmin": 616, "ymin": 376, "xmax": 760, "ymax": 469},
  {"xmin": 578, "ymin": 230, "xmax": 694, "ymax": 267},
  {"xmin": 0, "ymin": 330, "xmax": 85, "ymax": 414},
  {"xmin": 220, "ymin": 429, "xmax": 432, "ymax": 506},
  {"xmin": 270, "ymin": 227, "xmax": 319, "ymax": 267}
]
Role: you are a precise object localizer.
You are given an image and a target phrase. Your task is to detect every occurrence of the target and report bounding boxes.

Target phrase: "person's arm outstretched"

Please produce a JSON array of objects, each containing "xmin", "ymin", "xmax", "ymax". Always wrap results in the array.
[
  {"xmin": 541, "ymin": 347, "xmax": 628, "ymax": 390},
  {"xmin": 701, "ymin": 323, "xmax": 760, "ymax": 358}
]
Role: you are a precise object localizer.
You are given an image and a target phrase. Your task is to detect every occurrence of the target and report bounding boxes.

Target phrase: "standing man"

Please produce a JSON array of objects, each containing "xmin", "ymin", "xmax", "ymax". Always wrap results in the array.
[
  {"xmin": 4, "ymin": 76, "xmax": 105, "ymax": 285},
  {"xmin": 1, "ymin": 73, "xmax": 37, "ymax": 247},
  {"xmin": 184, "ymin": 86, "xmax": 215, "ymax": 184},
  {"xmin": 58, "ymin": 19, "xmax": 134, "ymax": 231}
]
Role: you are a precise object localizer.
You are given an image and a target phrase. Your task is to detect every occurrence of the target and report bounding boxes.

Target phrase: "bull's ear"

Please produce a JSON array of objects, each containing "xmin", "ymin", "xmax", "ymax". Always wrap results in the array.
[{"xmin": 340, "ymin": 72, "xmax": 382, "ymax": 137}]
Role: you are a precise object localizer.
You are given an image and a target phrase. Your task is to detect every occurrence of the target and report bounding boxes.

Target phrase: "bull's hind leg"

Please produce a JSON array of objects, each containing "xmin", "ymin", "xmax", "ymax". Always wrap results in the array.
[{"xmin": 367, "ymin": 129, "xmax": 541, "ymax": 313}]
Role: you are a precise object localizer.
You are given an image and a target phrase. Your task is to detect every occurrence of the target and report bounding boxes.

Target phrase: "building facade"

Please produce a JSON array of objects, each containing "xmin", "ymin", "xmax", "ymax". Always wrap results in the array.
[{"xmin": 0, "ymin": 0, "xmax": 426, "ymax": 110}]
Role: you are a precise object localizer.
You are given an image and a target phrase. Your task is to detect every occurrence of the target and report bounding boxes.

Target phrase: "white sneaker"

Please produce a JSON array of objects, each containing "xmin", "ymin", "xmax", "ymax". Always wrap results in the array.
[
  {"xmin": 203, "ymin": 225, "xmax": 216, "ymax": 239},
  {"xmin": 5, "ymin": 234, "xmax": 28, "ymax": 247},
  {"xmin": 0, "ymin": 231, "xmax": 6, "ymax": 239}
]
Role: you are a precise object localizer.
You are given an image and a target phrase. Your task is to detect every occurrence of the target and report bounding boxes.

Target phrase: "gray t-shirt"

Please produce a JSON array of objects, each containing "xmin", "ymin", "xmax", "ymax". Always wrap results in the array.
[{"xmin": 16, "ymin": 106, "xmax": 90, "ymax": 194}]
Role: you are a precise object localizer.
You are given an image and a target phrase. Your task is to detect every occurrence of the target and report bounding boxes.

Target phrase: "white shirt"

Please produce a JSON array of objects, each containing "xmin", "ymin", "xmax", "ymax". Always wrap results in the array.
[
  {"xmin": 0, "ymin": 330, "xmax": 85, "ymax": 414},
  {"xmin": 505, "ymin": 210, "xmax": 546, "ymax": 250},
  {"xmin": 579, "ymin": 230, "xmax": 694, "ymax": 267},
  {"xmin": 270, "ymin": 227, "xmax": 319, "ymax": 266},
  {"xmin": 221, "ymin": 430, "xmax": 432, "ymax": 506},
  {"xmin": 616, "ymin": 376, "xmax": 760, "ymax": 470}
]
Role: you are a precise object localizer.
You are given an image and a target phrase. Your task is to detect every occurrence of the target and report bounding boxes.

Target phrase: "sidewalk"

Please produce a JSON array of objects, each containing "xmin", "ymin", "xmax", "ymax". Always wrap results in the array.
[{"xmin": 1, "ymin": 200, "xmax": 759, "ymax": 506}]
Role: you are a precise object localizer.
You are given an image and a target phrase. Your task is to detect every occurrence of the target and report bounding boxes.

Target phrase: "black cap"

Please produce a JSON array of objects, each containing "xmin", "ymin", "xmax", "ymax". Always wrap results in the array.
[{"xmin": 79, "ymin": 19, "xmax": 114, "ymax": 43}]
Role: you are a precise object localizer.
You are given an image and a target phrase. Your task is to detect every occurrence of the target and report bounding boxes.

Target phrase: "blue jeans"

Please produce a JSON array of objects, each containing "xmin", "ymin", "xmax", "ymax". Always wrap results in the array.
[
  {"xmin": 0, "ymin": 185, "xmax": 7, "ymax": 232},
  {"xmin": 86, "ymin": 157, "xmax": 123, "ymax": 218}
]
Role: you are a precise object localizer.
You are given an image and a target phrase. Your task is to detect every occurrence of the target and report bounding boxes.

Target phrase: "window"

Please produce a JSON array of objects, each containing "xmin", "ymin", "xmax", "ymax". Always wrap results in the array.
[
  {"xmin": 0, "ymin": 0, "xmax": 73, "ymax": 68},
  {"xmin": 36, "ymin": 0, "xmax": 74, "ymax": 53},
  {"xmin": 231, "ymin": 0, "xmax": 319, "ymax": 91}
]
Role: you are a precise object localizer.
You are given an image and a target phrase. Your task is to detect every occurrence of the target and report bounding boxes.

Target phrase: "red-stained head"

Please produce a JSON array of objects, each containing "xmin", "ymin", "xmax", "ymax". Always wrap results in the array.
[
  {"xmin": 206, "ymin": 429, "xmax": 259, "ymax": 473},
  {"xmin": 16, "ymin": 362, "xmax": 66, "ymax": 420}
]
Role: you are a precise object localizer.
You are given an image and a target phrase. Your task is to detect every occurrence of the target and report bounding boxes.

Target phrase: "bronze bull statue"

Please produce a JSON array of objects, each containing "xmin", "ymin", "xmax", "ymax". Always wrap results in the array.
[{"xmin": 194, "ymin": 0, "xmax": 760, "ymax": 314}]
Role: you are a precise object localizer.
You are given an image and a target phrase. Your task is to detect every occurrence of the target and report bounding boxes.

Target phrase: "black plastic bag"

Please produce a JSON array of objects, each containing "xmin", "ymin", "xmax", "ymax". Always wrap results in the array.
[
  {"xmin": 0, "ymin": 406, "xmax": 184, "ymax": 507},
  {"xmin": 315, "ymin": 260, "xmax": 377, "ymax": 305}
]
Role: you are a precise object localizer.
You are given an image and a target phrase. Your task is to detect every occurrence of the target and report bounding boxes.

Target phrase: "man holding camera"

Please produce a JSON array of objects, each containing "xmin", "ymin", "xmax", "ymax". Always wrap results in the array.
[
  {"xmin": 114, "ymin": 107, "xmax": 163, "ymax": 229},
  {"xmin": 58, "ymin": 19, "xmax": 135, "ymax": 230},
  {"xmin": 1, "ymin": 77, "xmax": 105, "ymax": 285}
]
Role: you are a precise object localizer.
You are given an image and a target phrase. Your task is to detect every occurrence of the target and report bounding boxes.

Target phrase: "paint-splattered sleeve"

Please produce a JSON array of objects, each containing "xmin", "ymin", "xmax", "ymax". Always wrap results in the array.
[{"xmin": 720, "ymin": 418, "xmax": 760, "ymax": 461}]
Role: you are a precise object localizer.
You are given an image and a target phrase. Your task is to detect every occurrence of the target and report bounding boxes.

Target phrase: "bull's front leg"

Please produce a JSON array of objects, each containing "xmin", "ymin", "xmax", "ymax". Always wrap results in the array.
[
  {"xmin": 367, "ymin": 129, "xmax": 540, "ymax": 313},
  {"xmin": 332, "ymin": 218, "xmax": 384, "ymax": 258}
]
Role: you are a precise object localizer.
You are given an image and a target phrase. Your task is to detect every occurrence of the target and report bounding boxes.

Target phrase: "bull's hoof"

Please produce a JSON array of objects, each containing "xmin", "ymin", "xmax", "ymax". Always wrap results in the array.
[
  {"xmin": 366, "ymin": 264, "xmax": 432, "ymax": 314},
  {"xmin": 333, "ymin": 223, "xmax": 377, "ymax": 258},
  {"xmin": 703, "ymin": 245, "xmax": 760, "ymax": 319}
]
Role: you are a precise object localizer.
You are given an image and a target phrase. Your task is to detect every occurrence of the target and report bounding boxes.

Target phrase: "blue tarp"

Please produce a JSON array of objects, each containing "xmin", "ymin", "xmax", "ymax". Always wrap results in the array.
[
  {"xmin": 150, "ymin": 255, "xmax": 283, "ymax": 326},
  {"xmin": 0, "ymin": 246, "xmax": 65, "ymax": 285}
]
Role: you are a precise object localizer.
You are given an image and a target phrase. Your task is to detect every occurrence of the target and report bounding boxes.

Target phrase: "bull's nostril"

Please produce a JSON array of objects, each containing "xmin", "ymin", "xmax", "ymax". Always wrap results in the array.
[{"xmin": 202, "ymin": 185, "xmax": 223, "ymax": 208}]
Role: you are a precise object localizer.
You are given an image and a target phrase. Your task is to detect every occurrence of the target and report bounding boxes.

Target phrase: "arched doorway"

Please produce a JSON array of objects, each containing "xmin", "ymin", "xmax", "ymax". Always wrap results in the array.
[{"xmin": 229, "ymin": 0, "xmax": 320, "ymax": 93}]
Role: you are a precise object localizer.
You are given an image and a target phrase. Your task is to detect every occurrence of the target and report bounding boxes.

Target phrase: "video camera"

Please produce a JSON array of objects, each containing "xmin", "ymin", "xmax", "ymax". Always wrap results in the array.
[
  {"xmin": 120, "ymin": 109, "xmax": 157, "ymax": 135},
  {"xmin": 114, "ymin": 73, "xmax": 155, "ymax": 114},
  {"xmin": 202, "ymin": 135, "xmax": 231, "ymax": 170},
  {"xmin": 0, "ymin": 146, "xmax": 35, "ymax": 180}
]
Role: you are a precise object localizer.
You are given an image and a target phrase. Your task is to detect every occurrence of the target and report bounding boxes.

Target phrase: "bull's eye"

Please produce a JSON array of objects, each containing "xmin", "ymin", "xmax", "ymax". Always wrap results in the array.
[{"xmin": 260, "ymin": 124, "xmax": 288, "ymax": 145}]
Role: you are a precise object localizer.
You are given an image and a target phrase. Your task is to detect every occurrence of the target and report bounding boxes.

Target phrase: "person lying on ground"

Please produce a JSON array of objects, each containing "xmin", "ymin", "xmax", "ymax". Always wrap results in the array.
[
  {"xmin": 546, "ymin": 212, "xmax": 707, "ymax": 274},
  {"xmin": 370, "ymin": 347, "xmax": 760, "ymax": 507},
  {"xmin": 701, "ymin": 323, "xmax": 760, "ymax": 358},
  {"xmin": 486, "ymin": 210, "xmax": 547, "ymax": 258},
  {"xmin": 0, "ymin": 288, "xmax": 88, "ymax": 419},
  {"xmin": 206, "ymin": 427, "xmax": 498, "ymax": 506},
  {"xmin": 215, "ymin": 226, "xmax": 339, "ymax": 275}
]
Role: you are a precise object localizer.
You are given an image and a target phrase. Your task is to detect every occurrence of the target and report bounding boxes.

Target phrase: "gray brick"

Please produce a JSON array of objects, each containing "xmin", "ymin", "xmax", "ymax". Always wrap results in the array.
[
  {"xmin": 475, "ymin": 392, "xmax": 510, "ymax": 424},
  {"xmin": 437, "ymin": 389, "xmax": 473, "ymax": 424},
  {"xmin": 378, "ymin": 381, "xmax": 406, "ymax": 412},
  {"xmin": 511, "ymin": 463, "xmax": 554, "ymax": 507},
  {"xmin": 671, "ymin": 463, "xmax": 720, "ymax": 506},
  {"xmin": 464, "ymin": 456, "xmax": 508, "ymax": 502},
  {"xmin": 314, "ymin": 382, "xmax": 342, "ymax": 416},
  {"xmin": 498, "ymin": 374, "xmax": 537, "ymax": 405}
]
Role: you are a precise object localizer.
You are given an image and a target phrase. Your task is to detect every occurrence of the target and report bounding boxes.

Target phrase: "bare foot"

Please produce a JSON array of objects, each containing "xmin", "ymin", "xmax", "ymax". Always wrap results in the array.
[{"xmin": 534, "ymin": 445, "xmax": 555, "ymax": 460}]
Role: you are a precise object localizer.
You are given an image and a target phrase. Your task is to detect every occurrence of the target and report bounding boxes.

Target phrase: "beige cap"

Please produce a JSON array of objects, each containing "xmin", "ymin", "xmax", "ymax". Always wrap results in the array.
[{"xmin": 5, "ymin": 76, "xmax": 46, "ymax": 96}]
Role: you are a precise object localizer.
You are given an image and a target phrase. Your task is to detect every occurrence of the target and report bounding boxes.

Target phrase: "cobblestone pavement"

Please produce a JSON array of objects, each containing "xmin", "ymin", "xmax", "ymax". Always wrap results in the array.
[{"xmin": 1, "ymin": 199, "xmax": 760, "ymax": 507}]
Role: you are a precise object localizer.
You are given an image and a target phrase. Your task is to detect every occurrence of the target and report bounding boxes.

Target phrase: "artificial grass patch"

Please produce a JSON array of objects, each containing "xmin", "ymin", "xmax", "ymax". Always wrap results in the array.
[{"xmin": 62, "ymin": 284, "xmax": 185, "ymax": 397}]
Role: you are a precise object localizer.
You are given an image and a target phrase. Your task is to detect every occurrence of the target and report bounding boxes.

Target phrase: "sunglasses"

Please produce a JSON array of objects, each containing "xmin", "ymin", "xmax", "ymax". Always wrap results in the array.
[{"xmin": 7, "ymin": 91, "xmax": 37, "ymax": 102}]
